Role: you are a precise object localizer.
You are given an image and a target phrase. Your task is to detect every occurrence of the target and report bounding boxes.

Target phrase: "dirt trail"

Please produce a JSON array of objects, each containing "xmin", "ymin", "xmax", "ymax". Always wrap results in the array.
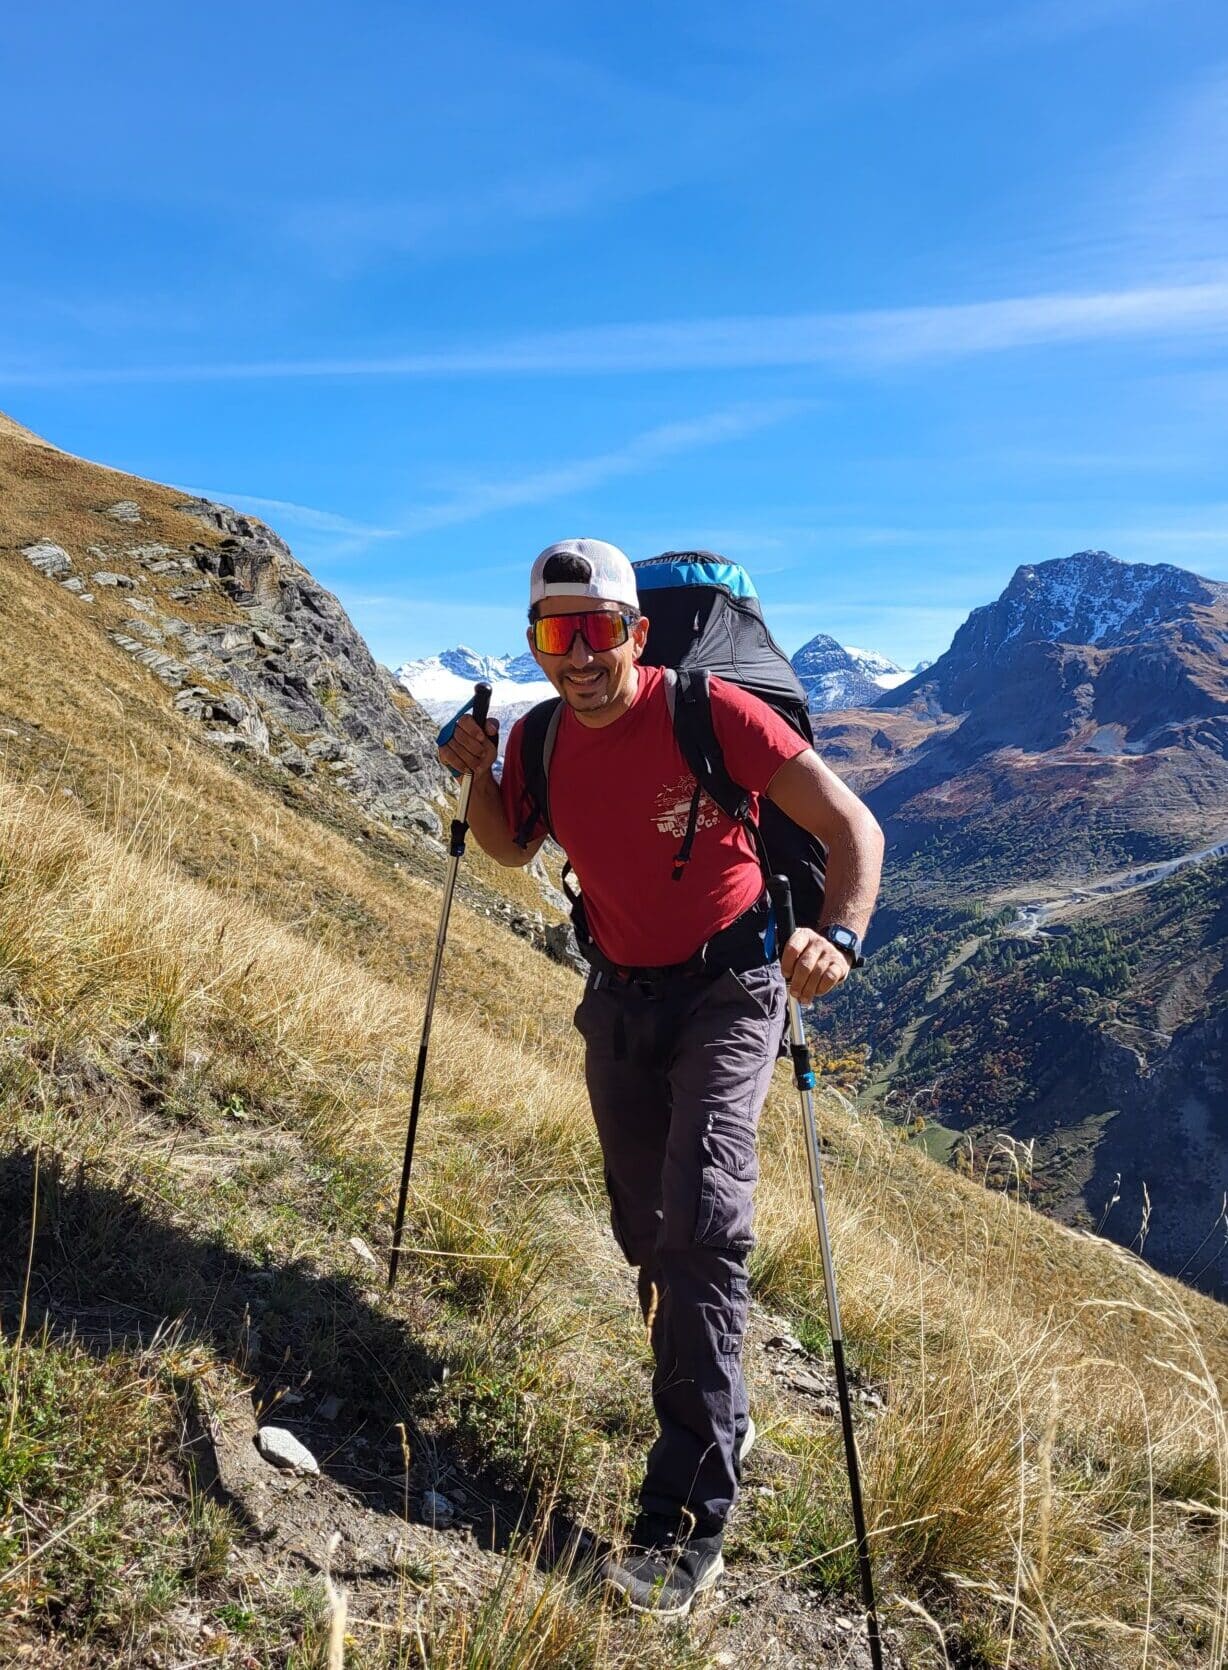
[{"xmin": 136, "ymin": 1109, "xmax": 909, "ymax": 1669}]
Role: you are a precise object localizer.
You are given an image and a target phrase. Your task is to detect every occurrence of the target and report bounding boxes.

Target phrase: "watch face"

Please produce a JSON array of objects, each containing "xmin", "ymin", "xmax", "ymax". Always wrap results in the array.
[{"xmin": 825, "ymin": 925, "xmax": 863, "ymax": 966}]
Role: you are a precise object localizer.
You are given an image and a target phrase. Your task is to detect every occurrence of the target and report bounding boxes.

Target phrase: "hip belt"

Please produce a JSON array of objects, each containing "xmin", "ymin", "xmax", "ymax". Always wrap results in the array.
[{"xmin": 584, "ymin": 892, "xmax": 777, "ymax": 992}]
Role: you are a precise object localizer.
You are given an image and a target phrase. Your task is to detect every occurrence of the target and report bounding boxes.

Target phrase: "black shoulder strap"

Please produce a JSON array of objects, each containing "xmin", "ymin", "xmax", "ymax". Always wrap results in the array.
[
  {"xmin": 664, "ymin": 668, "xmax": 771, "ymax": 882},
  {"xmin": 665, "ymin": 668, "xmax": 752, "ymax": 824},
  {"xmin": 514, "ymin": 697, "xmax": 564, "ymax": 849}
]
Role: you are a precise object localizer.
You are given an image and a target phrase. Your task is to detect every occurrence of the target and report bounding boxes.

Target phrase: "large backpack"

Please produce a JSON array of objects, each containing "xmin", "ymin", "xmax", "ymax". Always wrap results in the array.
[{"xmin": 513, "ymin": 551, "xmax": 827, "ymax": 934}]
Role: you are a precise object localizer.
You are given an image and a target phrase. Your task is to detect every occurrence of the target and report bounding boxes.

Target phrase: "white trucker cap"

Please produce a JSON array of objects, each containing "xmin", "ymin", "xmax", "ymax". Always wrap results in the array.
[{"xmin": 529, "ymin": 538, "xmax": 639, "ymax": 610}]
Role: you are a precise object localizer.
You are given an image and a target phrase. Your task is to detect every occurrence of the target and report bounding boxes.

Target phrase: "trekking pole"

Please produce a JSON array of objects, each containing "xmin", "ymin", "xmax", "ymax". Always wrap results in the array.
[
  {"xmin": 388, "ymin": 682, "xmax": 492, "ymax": 1290},
  {"xmin": 768, "ymin": 873, "xmax": 884, "ymax": 1670}
]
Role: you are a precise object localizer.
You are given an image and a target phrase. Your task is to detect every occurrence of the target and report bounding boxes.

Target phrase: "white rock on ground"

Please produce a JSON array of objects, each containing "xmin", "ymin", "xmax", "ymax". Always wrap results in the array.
[{"xmin": 256, "ymin": 1426, "xmax": 320, "ymax": 1476}]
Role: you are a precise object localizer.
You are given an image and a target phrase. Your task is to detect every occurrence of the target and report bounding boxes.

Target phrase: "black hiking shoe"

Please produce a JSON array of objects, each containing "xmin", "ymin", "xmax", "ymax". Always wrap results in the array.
[{"xmin": 601, "ymin": 1515, "xmax": 725, "ymax": 1617}]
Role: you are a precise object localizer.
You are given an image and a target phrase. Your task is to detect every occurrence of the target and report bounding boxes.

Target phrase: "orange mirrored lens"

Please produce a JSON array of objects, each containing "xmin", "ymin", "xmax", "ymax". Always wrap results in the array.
[{"xmin": 532, "ymin": 610, "xmax": 629, "ymax": 655}]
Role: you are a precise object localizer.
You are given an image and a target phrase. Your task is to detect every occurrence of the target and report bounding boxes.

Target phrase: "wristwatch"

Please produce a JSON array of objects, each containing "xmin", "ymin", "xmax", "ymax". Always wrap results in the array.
[{"xmin": 822, "ymin": 924, "xmax": 864, "ymax": 968}]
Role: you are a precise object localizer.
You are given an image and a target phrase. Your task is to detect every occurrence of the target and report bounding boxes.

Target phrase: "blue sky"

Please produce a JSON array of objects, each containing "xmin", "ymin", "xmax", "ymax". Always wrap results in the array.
[{"xmin": 3, "ymin": 0, "xmax": 1228, "ymax": 670}]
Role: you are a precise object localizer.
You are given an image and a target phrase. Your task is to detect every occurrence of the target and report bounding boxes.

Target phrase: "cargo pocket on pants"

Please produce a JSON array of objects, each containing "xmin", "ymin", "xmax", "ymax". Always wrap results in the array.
[{"xmin": 694, "ymin": 1121, "xmax": 758, "ymax": 1250}]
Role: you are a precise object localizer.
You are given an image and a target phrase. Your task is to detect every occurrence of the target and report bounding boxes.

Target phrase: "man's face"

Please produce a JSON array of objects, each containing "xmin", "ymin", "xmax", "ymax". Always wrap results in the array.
[{"xmin": 528, "ymin": 596, "xmax": 650, "ymax": 718}]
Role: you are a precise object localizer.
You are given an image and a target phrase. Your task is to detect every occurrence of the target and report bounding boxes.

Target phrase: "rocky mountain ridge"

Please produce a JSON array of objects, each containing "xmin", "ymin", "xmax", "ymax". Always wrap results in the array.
[
  {"xmin": 1, "ymin": 412, "xmax": 572, "ymax": 962},
  {"xmin": 18, "ymin": 494, "xmax": 450, "ymax": 835},
  {"xmin": 883, "ymin": 549, "xmax": 1228, "ymax": 722}
]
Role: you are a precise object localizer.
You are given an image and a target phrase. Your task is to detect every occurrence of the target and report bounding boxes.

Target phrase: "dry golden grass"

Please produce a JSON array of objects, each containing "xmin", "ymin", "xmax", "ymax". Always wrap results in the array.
[{"xmin": 3, "ymin": 408, "xmax": 1228, "ymax": 1665}]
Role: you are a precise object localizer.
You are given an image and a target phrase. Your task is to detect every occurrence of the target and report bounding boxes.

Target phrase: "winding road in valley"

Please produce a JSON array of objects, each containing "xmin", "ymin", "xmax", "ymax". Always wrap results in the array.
[
  {"xmin": 1002, "ymin": 834, "xmax": 1228, "ymax": 938},
  {"xmin": 862, "ymin": 831, "xmax": 1228, "ymax": 1112}
]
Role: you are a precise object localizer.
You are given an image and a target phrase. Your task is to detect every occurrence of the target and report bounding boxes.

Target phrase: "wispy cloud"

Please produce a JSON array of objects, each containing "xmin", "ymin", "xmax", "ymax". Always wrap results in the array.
[
  {"xmin": 179, "ymin": 489, "xmax": 398, "ymax": 539},
  {"xmin": 876, "ymin": 0, "xmax": 1160, "ymax": 87},
  {"xmin": 181, "ymin": 402, "xmax": 805, "ymax": 557},
  {"xmin": 8, "ymin": 277, "xmax": 1228, "ymax": 388},
  {"xmin": 281, "ymin": 162, "xmax": 635, "ymax": 273},
  {"xmin": 394, "ymin": 402, "xmax": 807, "ymax": 536}
]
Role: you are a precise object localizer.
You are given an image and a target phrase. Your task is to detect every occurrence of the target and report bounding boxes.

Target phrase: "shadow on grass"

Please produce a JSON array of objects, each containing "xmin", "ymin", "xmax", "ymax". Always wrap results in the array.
[
  {"xmin": 0, "ymin": 1145, "xmax": 606, "ymax": 1578},
  {"xmin": 0, "ymin": 1146, "xmax": 446, "ymax": 1498}
]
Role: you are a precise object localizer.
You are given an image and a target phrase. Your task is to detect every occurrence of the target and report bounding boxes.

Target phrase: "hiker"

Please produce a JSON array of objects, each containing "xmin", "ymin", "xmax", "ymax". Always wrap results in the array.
[{"xmin": 438, "ymin": 538, "xmax": 884, "ymax": 1616}]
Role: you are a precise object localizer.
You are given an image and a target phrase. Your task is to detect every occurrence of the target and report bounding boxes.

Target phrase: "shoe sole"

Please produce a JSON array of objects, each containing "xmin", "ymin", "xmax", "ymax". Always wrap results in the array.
[{"xmin": 621, "ymin": 1551, "xmax": 726, "ymax": 1618}]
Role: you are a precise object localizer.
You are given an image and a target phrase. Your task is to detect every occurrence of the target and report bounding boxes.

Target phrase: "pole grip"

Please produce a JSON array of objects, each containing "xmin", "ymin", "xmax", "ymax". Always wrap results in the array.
[
  {"xmin": 768, "ymin": 872, "xmax": 796, "ymax": 951},
  {"xmin": 472, "ymin": 681, "xmax": 493, "ymax": 733}
]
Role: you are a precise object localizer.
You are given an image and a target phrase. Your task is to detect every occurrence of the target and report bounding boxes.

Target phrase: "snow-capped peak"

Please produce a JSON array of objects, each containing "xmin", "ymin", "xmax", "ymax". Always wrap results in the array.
[
  {"xmin": 791, "ymin": 635, "xmax": 909, "ymax": 711},
  {"xmin": 843, "ymin": 645, "xmax": 903, "ymax": 677},
  {"xmin": 994, "ymin": 551, "xmax": 1225, "ymax": 652},
  {"xmin": 394, "ymin": 646, "xmax": 555, "ymax": 753},
  {"xmin": 435, "ymin": 645, "xmax": 543, "ymax": 683}
]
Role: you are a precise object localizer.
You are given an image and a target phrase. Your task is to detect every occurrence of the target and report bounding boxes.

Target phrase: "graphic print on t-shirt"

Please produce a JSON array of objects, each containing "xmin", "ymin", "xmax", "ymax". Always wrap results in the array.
[{"xmin": 651, "ymin": 773, "xmax": 723, "ymax": 841}]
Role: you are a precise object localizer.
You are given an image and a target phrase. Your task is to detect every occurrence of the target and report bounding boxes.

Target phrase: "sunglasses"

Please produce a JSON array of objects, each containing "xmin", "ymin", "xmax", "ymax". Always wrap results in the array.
[{"xmin": 530, "ymin": 609, "xmax": 635, "ymax": 656}]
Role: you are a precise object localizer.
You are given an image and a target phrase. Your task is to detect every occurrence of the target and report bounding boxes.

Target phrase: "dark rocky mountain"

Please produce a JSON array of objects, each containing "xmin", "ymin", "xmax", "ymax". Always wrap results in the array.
[
  {"xmin": 809, "ymin": 549, "xmax": 1228, "ymax": 1293},
  {"xmin": 883, "ymin": 549, "xmax": 1228, "ymax": 722}
]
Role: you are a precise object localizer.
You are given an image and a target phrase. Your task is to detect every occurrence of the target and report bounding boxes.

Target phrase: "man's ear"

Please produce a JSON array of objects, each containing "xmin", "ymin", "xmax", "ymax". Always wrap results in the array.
[{"xmin": 631, "ymin": 612, "xmax": 650, "ymax": 661}]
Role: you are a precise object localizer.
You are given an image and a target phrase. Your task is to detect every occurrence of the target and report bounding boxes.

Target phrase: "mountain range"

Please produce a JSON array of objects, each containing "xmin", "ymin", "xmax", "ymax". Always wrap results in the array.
[
  {"xmin": 395, "ymin": 647, "xmax": 555, "ymax": 739},
  {"xmin": 396, "ymin": 634, "xmax": 922, "ymax": 728}
]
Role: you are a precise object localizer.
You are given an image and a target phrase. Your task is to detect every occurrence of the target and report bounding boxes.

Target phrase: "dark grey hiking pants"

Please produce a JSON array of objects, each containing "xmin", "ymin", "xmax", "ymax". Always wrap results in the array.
[{"xmin": 574, "ymin": 960, "xmax": 786, "ymax": 1536}]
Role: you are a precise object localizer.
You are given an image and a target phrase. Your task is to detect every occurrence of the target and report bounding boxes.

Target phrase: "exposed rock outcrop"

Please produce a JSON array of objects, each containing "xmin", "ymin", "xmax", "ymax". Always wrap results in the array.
[{"xmin": 165, "ymin": 497, "xmax": 448, "ymax": 825}]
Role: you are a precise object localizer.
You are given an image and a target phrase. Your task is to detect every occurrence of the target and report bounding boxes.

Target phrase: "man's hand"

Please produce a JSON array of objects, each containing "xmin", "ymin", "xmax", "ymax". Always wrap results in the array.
[
  {"xmin": 781, "ymin": 928, "xmax": 851, "ymax": 1002},
  {"xmin": 438, "ymin": 714, "xmax": 499, "ymax": 779}
]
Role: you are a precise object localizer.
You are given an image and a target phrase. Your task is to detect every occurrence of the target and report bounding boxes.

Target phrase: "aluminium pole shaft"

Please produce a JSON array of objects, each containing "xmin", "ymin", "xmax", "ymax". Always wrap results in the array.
[
  {"xmin": 388, "ymin": 682, "xmax": 492, "ymax": 1289},
  {"xmin": 769, "ymin": 874, "xmax": 884, "ymax": 1670}
]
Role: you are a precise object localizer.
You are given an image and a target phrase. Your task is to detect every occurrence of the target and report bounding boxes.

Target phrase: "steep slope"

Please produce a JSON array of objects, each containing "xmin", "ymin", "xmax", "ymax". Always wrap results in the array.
[
  {"xmin": 5, "ymin": 413, "xmax": 446, "ymax": 829},
  {"xmin": 0, "ymin": 412, "xmax": 564, "ymax": 953}
]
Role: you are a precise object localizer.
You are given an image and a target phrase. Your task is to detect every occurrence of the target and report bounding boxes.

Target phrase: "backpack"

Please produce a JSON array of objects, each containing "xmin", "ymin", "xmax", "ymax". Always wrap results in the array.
[{"xmin": 512, "ymin": 551, "xmax": 827, "ymax": 933}]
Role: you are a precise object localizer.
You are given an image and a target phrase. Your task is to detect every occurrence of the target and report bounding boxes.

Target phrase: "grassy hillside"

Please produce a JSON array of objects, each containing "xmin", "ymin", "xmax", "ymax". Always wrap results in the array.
[{"xmin": 3, "ymin": 418, "xmax": 1228, "ymax": 1667}]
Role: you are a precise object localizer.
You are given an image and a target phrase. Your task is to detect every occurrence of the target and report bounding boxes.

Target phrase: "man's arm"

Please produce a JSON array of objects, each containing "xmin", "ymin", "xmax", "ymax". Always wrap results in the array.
[
  {"xmin": 437, "ymin": 715, "xmax": 546, "ymax": 868},
  {"xmin": 765, "ymin": 749, "xmax": 885, "ymax": 1002}
]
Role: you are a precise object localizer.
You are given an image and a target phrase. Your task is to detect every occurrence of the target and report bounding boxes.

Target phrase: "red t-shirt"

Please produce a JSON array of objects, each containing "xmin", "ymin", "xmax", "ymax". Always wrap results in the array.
[{"xmin": 500, "ymin": 666, "xmax": 809, "ymax": 967}]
